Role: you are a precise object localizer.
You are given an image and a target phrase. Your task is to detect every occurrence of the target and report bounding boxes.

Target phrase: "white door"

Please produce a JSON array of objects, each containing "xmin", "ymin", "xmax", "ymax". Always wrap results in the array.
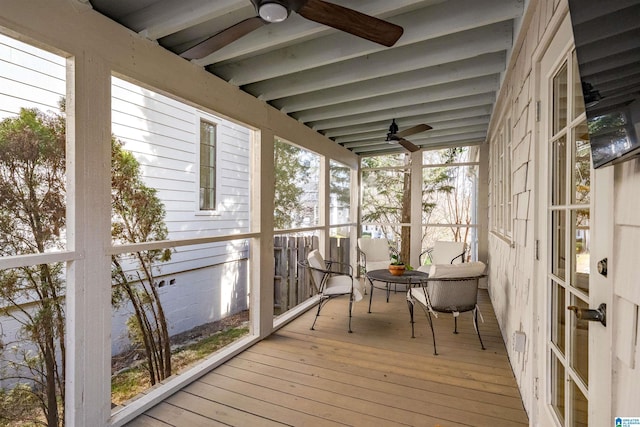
[{"xmin": 536, "ymin": 13, "xmax": 613, "ymax": 427}]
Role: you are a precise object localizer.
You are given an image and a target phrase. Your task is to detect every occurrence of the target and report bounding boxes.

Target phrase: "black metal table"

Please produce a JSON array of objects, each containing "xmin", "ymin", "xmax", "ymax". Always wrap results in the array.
[{"xmin": 365, "ymin": 269, "xmax": 429, "ymax": 313}]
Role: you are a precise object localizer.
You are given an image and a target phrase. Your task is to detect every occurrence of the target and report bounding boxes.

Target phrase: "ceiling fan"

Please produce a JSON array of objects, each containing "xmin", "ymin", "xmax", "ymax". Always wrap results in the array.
[
  {"xmin": 386, "ymin": 119, "xmax": 432, "ymax": 152},
  {"xmin": 180, "ymin": 0, "xmax": 404, "ymax": 60}
]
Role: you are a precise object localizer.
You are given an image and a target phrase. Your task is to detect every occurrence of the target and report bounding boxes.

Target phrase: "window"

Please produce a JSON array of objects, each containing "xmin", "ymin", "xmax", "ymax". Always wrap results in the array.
[
  {"xmin": 199, "ymin": 119, "xmax": 216, "ymax": 210},
  {"xmin": 506, "ymin": 118, "xmax": 512, "ymax": 236},
  {"xmin": 490, "ymin": 116, "xmax": 512, "ymax": 239}
]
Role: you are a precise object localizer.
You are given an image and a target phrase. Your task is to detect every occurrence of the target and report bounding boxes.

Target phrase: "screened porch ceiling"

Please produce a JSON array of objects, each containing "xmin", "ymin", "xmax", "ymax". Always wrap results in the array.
[{"xmin": 85, "ymin": 0, "xmax": 523, "ymax": 156}]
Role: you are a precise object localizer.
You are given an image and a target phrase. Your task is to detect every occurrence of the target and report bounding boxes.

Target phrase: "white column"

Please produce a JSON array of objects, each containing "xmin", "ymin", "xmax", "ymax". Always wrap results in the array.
[
  {"xmin": 352, "ymin": 164, "xmax": 361, "ymax": 272},
  {"xmin": 65, "ymin": 53, "xmax": 112, "ymax": 426},
  {"xmin": 320, "ymin": 156, "xmax": 330, "ymax": 255},
  {"xmin": 251, "ymin": 128, "xmax": 275, "ymax": 339},
  {"xmin": 477, "ymin": 144, "xmax": 490, "ymax": 263},
  {"xmin": 410, "ymin": 151, "xmax": 423, "ymax": 267}
]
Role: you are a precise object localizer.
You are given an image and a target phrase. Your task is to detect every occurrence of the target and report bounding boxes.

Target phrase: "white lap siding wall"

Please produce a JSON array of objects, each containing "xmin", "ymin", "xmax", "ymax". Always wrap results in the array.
[{"xmin": 485, "ymin": 0, "xmax": 563, "ymax": 418}]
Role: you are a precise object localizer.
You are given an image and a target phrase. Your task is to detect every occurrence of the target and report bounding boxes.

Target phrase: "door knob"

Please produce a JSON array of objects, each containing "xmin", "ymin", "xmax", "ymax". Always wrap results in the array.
[
  {"xmin": 567, "ymin": 303, "xmax": 606, "ymax": 326},
  {"xmin": 597, "ymin": 258, "xmax": 607, "ymax": 276}
]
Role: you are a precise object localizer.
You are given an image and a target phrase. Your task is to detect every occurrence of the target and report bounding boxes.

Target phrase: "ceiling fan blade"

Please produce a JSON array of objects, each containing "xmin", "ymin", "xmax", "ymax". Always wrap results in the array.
[
  {"xmin": 396, "ymin": 138, "xmax": 420, "ymax": 152},
  {"xmin": 180, "ymin": 17, "xmax": 265, "ymax": 60},
  {"xmin": 396, "ymin": 124, "xmax": 432, "ymax": 138},
  {"xmin": 297, "ymin": 0, "xmax": 403, "ymax": 47}
]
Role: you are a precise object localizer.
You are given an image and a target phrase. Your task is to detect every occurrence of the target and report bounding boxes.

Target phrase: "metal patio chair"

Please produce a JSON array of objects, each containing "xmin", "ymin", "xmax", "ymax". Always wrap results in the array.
[
  {"xmin": 301, "ymin": 249, "xmax": 363, "ymax": 333},
  {"xmin": 357, "ymin": 237, "xmax": 395, "ymax": 274},
  {"xmin": 407, "ymin": 261, "xmax": 487, "ymax": 355}
]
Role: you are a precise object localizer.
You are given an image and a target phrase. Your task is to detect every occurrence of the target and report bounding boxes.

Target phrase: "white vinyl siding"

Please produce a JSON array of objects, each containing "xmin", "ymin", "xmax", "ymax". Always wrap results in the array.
[
  {"xmin": 110, "ymin": 77, "xmax": 251, "ymax": 240},
  {"xmin": 0, "ymin": 33, "xmax": 65, "ymax": 119}
]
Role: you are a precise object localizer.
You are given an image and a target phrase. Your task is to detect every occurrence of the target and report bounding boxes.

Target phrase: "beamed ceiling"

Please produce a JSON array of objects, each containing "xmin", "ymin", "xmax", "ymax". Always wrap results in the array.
[{"xmin": 88, "ymin": 0, "xmax": 525, "ymax": 156}]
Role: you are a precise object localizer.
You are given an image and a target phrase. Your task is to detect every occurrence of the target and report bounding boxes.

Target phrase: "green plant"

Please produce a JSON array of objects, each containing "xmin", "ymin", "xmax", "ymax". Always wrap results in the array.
[
  {"xmin": 390, "ymin": 253, "xmax": 403, "ymax": 265},
  {"xmin": 390, "ymin": 253, "xmax": 412, "ymax": 270}
]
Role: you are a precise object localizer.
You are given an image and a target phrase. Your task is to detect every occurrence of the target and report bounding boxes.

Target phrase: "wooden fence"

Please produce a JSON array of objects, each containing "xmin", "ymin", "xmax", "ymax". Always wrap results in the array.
[{"xmin": 273, "ymin": 236, "xmax": 351, "ymax": 314}]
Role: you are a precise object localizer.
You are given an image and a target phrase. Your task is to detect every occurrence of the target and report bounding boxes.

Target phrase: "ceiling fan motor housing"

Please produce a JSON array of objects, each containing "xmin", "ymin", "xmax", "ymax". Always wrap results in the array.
[
  {"xmin": 388, "ymin": 119, "xmax": 399, "ymax": 135},
  {"xmin": 252, "ymin": 0, "xmax": 311, "ymax": 20}
]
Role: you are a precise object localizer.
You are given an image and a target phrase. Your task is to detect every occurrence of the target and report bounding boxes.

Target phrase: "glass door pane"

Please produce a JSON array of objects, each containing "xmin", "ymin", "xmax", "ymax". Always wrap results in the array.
[
  {"xmin": 552, "ymin": 135, "xmax": 567, "ymax": 205},
  {"xmin": 551, "ymin": 352, "xmax": 566, "ymax": 423},
  {"xmin": 552, "ymin": 210, "xmax": 566, "ymax": 280},
  {"xmin": 572, "ymin": 51, "xmax": 586, "ymax": 119},
  {"xmin": 553, "ymin": 63, "xmax": 568, "ymax": 133},
  {"xmin": 551, "ymin": 280, "xmax": 566, "ymax": 354},
  {"xmin": 573, "ymin": 122, "xmax": 591, "ymax": 205},
  {"xmin": 572, "ymin": 380, "xmax": 589, "ymax": 426},
  {"xmin": 572, "ymin": 209, "xmax": 590, "ymax": 294},
  {"xmin": 571, "ymin": 295, "xmax": 589, "ymax": 384}
]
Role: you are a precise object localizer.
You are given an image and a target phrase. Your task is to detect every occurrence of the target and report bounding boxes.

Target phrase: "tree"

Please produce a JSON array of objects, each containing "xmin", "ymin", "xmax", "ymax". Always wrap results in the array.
[
  {"xmin": 361, "ymin": 151, "xmax": 459, "ymax": 264},
  {"xmin": 0, "ymin": 106, "xmax": 172, "ymax": 425},
  {"xmin": 432, "ymin": 148, "xmax": 473, "ymax": 247},
  {"xmin": 110, "ymin": 138, "xmax": 173, "ymax": 386},
  {"xmin": 0, "ymin": 108, "xmax": 66, "ymax": 426},
  {"xmin": 273, "ymin": 139, "xmax": 312, "ymax": 229},
  {"xmin": 361, "ymin": 155, "xmax": 407, "ymax": 227},
  {"xmin": 329, "ymin": 161, "xmax": 351, "ymax": 210}
]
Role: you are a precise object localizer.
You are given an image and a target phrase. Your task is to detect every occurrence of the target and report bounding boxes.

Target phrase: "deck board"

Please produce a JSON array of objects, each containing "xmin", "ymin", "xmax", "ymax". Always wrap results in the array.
[{"xmin": 126, "ymin": 288, "xmax": 528, "ymax": 426}]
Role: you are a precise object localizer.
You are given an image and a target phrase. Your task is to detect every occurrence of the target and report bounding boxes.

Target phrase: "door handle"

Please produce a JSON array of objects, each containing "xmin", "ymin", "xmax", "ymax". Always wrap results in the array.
[{"xmin": 567, "ymin": 303, "xmax": 606, "ymax": 326}]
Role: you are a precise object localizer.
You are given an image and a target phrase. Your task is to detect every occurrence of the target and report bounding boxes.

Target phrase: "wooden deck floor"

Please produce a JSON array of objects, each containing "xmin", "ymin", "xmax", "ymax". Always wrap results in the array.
[{"xmin": 127, "ymin": 286, "xmax": 529, "ymax": 427}]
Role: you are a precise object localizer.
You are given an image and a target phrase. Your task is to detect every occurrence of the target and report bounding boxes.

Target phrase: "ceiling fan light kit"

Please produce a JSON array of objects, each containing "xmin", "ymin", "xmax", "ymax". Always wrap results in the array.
[{"xmin": 258, "ymin": 2, "xmax": 289, "ymax": 23}]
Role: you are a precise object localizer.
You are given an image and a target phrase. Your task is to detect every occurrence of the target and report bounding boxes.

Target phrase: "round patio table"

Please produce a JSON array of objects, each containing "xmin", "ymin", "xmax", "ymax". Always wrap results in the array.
[{"xmin": 365, "ymin": 269, "xmax": 429, "ymax": 313}]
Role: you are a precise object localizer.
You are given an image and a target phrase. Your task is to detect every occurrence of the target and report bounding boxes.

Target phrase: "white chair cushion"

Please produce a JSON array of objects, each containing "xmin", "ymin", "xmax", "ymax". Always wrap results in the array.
[
  {"xmin": 358, "ymin": 238, "xmax": 390, "ymax": 262},
  {"xmin": 324, "ymin": 275, "xmax": 352, "ymax": 295},
  {"xmin": 307, "ymin": 249, "xmax": 363, "ymax": 302},
  {"xmin": 428, "ymin": 261, "xmax": 486, "ymax": 279},
  {"xmin": 365, "ymin": 260, "xmax": 391, "ymax": 272},
  {"xmin": 325, "ymin": 275, "xmax": 364, "ymax": 302},
  {"xmin": 430, "ymin": 241, "xmax": 466, "ymax": 264},
  {"xmin": 307, "ymin": 250, "xmax": 325, "ymax": 288},
  {"xmin": 307, "ymin": 249, "xmax": 325, "ymax": 269},
  {"xmin": 417, "ymin": 264, "xmax": 430, "ymax": 273}
]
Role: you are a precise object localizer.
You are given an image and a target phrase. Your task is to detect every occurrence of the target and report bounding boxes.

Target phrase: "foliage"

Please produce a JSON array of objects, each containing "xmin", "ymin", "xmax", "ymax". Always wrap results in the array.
[
  {"xmin": 574, "ymin": 130, "xmax": 591, "ymax": 206},
  {"xmin": 0, "ymin": 384, "xmax": 43, "ymax": 426},
  {"xmin": 0, "ymin": 108, "xmax": 67, "ymax": 427},
  {"xmin": 329, "ymin": 161, "xmax": 351, "ymax": 210},
  {"xmin": 273, "ymin": 139, "xmax": 314, "ymax": 229},
  {"xmin": 587, "ymin": 111, "xmax": 626, "ymax": 135},
  {"xmin": 390, "ymin": 253, "xmax": 412, "ymax": 270}
]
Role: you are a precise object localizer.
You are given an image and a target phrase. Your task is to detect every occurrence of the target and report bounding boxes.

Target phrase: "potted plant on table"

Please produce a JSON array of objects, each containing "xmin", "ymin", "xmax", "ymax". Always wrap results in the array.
[{"xmin": 389, "ymin": 253, "xmax": 406, "ymax": 276}]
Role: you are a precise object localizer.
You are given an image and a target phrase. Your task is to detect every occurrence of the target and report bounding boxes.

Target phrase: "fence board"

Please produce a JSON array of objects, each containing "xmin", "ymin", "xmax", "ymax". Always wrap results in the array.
[{"xmin": 273, "ymin": 235, "xmax": 346, "ymax": 311}]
